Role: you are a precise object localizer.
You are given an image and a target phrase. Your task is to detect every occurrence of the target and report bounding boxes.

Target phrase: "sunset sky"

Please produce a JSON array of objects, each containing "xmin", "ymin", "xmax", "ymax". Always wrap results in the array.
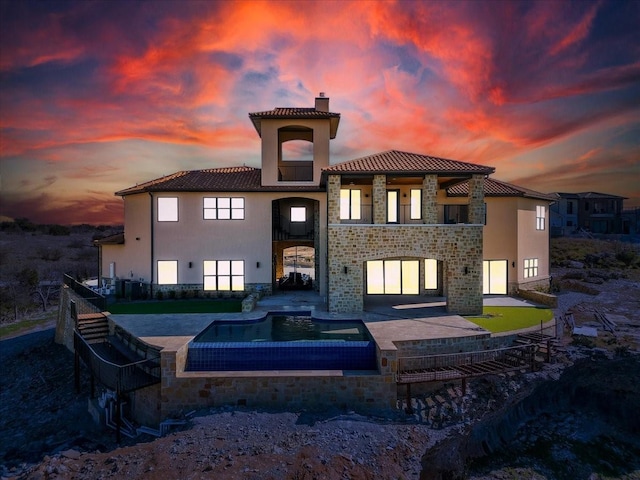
[{"xmin": 1, "ymin": 0, "xmax": 639, "ymax": 225}]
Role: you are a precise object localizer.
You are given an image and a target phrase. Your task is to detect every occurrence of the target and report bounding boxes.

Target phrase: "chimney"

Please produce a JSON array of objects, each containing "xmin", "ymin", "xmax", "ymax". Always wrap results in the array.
[{"xmin": 315, "ymin": 92, "xmax": 329, "ymax": 112}]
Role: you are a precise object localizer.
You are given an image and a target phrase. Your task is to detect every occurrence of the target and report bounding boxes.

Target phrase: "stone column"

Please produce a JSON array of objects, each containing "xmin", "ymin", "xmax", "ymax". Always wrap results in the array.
[
  {"xmin": 468, "ymin": 174, "xmax": 485, "ymax": 224},
  {"xmin": 422, "ymin": 174, "xmax": 438, "ymax": 224},
  {"xmin": 372, "ymin": 175, "xmax": 387, "ymax": 224},
  {"xmin": 327, "ymin": 175, "xmax": 341, "ymax": 224}
]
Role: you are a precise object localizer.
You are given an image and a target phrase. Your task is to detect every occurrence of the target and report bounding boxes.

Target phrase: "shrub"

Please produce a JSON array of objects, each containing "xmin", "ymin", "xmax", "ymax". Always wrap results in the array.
[
  {"xmin": 616, "ymin": 250, "xmax": 638, "ymax": 266},
  {"xmin": 168, "ymin": 290, "xmax": 176, "ymax": 299},
  {"xmin": 572, "ymin": 335, "xmax": 595, "ymax": 348},
  {"xmin": 156, "ymin": 291, "xmax": 164, "ymax": 300}
]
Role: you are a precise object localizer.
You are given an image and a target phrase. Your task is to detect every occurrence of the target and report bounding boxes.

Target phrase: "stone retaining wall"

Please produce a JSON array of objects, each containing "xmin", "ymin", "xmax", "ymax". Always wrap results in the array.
[{"xmin": 518, "ymin": 287, "xmax": 558, "ymax": 307}]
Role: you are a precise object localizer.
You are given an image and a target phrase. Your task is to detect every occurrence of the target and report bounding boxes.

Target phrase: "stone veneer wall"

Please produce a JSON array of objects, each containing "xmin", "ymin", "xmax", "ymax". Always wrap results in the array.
[
  {"xmin": 422, "ymin": 175, "xmax": 438, "ymax": 224},
  {"xmin": 372, "ymin": 175, "xmax": 387, "ymax": 224},
  {"xmin": 327, "ymin": 224, "xmax": 483, "ymax": 314},
  {"xmin": 153, "ymin": 283, "xmax": 272, "ymax": 298},
  {"xmin": 152, "ymin": 343, "xmax": 397, "ymax": 422},
  {"xmin": 468, "ymin": 174, "xmax": 485, "ymax": 224}
]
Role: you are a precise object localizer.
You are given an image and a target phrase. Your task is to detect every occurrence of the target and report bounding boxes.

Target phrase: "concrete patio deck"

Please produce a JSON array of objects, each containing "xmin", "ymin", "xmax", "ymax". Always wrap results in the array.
[{"xmin": 108, "ymin": 292, "xmax": 543, "ymax": 351}]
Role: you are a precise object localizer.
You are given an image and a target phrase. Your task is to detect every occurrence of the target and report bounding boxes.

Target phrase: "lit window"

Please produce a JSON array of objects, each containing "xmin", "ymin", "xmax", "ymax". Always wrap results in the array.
[
  {"xmin": 204, "ymin": 197, "xmax": 245, "ymax": 220},
  {"xmin": 424, "ymin": 259, "xmax": 438, "ymax": 289},
  {"xmin": 291, "ymin": 206, "xmax": 306, "ymax": 222},
  {"xmin": 203, "ymin": 260, "xmax": 244, "ymax": 291},
  {"xmin": 536, "ymin": 205, "xmax": 545, "ymax": 230},
  {"xmin": 157, "ymin": 260, "xmax": 177, "ymax": 284},
  {"xmin": 524, "ymin": 258, "xmax": 539, "ymax": 278},
  {"xmin": 366, "ymin": 259, "xmax": 419, "ymax": 294},
  {"xmin": 387, "ymin": 191, "xmax": 398, "ymax": 223},
  {"xmin": 340, "ymin": 189, "xmax": 361, "ymax": 220},
  {"xmin": 410, "ymin": 189, "xmax": 421, "ymax": 220},
  {"xmin": 158, "ymin": 197, "xmax": 178, "ymax": 222}
]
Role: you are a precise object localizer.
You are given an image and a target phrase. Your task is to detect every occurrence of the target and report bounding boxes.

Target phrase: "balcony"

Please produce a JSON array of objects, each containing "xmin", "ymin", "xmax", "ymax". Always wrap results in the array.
[
  {"xmin": 338, "ymin": 204, "xmax": 471, "ymax": 225},
  {"xmin": 278, "ymin": 162, "xmax": 313, "ymax": 182}
]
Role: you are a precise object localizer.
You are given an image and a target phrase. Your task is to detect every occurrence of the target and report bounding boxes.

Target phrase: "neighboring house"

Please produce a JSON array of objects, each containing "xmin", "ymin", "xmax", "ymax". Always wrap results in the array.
[
  {"xmin": 97, "ymin": 95, "xmax": 553, "ymax": 315},
  {"xmin": 550, "ymin": 191, "xmax": 627, "ymax": 235}
]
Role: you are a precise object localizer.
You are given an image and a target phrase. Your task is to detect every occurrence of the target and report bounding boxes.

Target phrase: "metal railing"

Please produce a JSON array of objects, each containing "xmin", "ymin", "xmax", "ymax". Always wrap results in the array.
[
  {"xmin": 278, "ymin": 165, "xmax": 313, "ymax": 181},
  {"xmin": 74, "ymin": 331, "xmax": 160, "ymax": 394},
  {"xmin": 397, "ymin": 343, "xmax": 536, "ymax": 384},
  {"xmin": 64, "ymin": 274, "xmax": 107, "ymax": 311},
  {"xmin": 338, "ymin": 204, "xmax": 473, "ymax": 225}
]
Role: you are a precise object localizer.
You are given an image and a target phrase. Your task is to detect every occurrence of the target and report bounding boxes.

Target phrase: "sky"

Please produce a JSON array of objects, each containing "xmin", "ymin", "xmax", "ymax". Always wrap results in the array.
[{"xmin": 1, "ymin": 0, "xmax": 639, "ymax": 225}]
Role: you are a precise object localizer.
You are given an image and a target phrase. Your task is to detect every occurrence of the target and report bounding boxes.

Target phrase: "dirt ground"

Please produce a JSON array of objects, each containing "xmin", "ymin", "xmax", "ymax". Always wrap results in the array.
[{"xmin": 1, "ymin": 264, "xmax": 639, "ymax": 480}]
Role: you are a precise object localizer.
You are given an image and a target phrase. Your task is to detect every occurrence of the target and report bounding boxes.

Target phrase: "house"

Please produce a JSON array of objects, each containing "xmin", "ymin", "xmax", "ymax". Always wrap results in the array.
[
  {"xmin": 550, "ymin": 191, "xmax": 627, "ymax": 235},
  {"xmin": 97, "ymin": 94, "xmax": 553, "ymax": 315}
]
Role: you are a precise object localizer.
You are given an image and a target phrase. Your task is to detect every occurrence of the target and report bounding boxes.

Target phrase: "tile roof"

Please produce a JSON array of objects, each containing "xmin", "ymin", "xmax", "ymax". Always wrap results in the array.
[
  {"xmin": 447, "ymin": 178, "xmax": 556, "ymax": 201},
  {"xmin": 323, "ymin": 150, "xmax": 495, "ymax": 175},
  {"xmin": 115, "ymin": 166, "xmax": 323, "ymax": 196},
  {"xmin": 249, "ymin": 107, "xmax": 341, "ymax": 138},
  {"xmin": 93, "ymin": 232, "xmax": 124, "ymax": 245}
]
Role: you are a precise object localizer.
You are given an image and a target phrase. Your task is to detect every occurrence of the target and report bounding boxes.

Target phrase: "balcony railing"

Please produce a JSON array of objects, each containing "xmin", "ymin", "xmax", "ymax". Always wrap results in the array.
[
  {"xmin": 338, "ymin": 204, "xmax": 471, "ymax": 225},
  {"xmin": 278, "ymin": 164, "xmax": 313, "ymax": 181}
]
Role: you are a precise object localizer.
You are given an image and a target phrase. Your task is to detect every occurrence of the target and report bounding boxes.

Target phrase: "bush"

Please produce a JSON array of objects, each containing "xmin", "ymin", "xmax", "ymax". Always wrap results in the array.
[
  {"xmin": 572, "ymin": 335, "xmax": 595, "ymax": 348},
  {"xmin": 156, "ymin": 291, "xmax": 164, "ymax": 300},
  {"xmin": 616, "ymin": 250, "xmax": 638, "ymax": 266}
]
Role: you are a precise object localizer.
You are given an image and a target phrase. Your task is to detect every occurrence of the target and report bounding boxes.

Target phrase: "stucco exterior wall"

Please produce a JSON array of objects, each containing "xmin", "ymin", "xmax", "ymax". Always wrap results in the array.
[
  {"xmin": 517, "ymin": 198, "xmax": 551, "ymax": 287},
  {"xmin": 327, "ymin": 224, "xmax": 483, "ymax": 314},
  {"xmin": 100, "ymin": 193, "xmax": 152, "ymax": 283},
  {"xmin": 260, "ymin": 119, "xmax": 330, "ymax": 187},
  {"xmin": 102, "ymin": 190, "xmax": 328, "ymax": 297},
  {"xmin": 483, "ymin": 197, "xmax": 518, "ymax": 292}
]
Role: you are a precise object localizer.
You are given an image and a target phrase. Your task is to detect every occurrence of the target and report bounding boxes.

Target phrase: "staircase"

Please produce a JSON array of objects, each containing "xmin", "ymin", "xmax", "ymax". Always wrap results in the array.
[{"xmin": 70, "ymin": 299, "xmax": 109, "ymax": 343}]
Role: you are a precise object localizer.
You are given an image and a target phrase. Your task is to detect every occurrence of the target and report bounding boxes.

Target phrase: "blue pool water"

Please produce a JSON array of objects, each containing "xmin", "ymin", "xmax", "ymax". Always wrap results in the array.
[{"xmin": 186, "ymin": 314, "xmax": 377, "ymax": 372}]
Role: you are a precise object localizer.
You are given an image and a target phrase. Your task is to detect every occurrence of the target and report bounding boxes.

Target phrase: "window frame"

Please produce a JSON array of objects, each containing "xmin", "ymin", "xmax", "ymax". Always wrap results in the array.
[
  {"xmin": 366, "ymin": 259, "xmax": 420, "ymax": 295},
  {"xmin": 410, "ymin": 189, "xmax": 422, "ymax": 220},
  {"xmin": 203, "ymin": 260, "xmax": 245, "ymax": 292},
  {"xmin": 203, "ymin": 197, "xmax": 245, "ymax": 220},
  {"xmin": 387, "ymin": 190, "xmax": 399, "ymax": 223},
  {"xmin": 157, "ymin": 260, "xmax": 178, "ymax": 285},
  {"xmin": 157, "ymin": 197, "xmax": 179, "ymax": 222},
  {"xmin": 290, "ymin": 206, "xmax": 306, "ymax": 222},
  {"xmin": 339, "ymin": 189, "xmax": 361, "ymax": 220},
  {"xmin": 536, "ymin": 205, "xmax": 545, "ymax": 230},
  {"xmin": 523, "ymin": 258, "xmax": 539, "ymax": 279}
]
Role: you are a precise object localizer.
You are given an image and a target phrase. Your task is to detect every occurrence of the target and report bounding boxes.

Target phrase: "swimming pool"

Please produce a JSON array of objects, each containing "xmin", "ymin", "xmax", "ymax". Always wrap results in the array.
[{"xmin": 186, "ymin": 314, "xmax": 377, "ymax": 372}]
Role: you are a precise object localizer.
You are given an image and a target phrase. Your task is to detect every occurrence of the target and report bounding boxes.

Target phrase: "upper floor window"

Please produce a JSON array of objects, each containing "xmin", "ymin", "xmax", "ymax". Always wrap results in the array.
[
  {"xmin": 524, "ymin": 258, "xmax": 538, "ymax": 278},
  {"xmin": 443, "ymin": 205, "xmax": 469, "ymax": 224},
  {"xmin": 204, "ymin": 197, "xmax": 245, "ymax": 220},
  {"xmin": 410, "ymin": 189, "xmax": 421, "ymax": 220},
  {"xmin": 340, "ymin": 189, "xmax": 361, "ymax": 220},
  {"xmin": 567, "ymin": 201, "xmax": 574, "ymax": 214},
  {"xmin": 203, "ymin": 260, "xmax": 244, "ymax": 291},
  {"xmin": 158, "ymin": 197, "xmax": 178, "ymax": 222},
  {"xmin": 387, "ymin": 190, "xmax": 399, "ymax": 223},
  {"xmin": 536, "ymin": 205, "xmax": 545, "ymax": 230},
  {"xmin": 291, "ymin": 206, "xmax": 306, "ymax": 222}
]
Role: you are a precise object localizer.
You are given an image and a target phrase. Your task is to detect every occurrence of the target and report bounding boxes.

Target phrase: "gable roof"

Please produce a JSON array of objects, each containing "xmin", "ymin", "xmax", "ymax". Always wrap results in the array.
[
  {"xmin": 447, "ymin": 178, "xmax": 556, "ymax": 201},
  {"xmin": 323, "ymin": 150, "xmax": 495, "ymax": 175},
  {"xmin": 115, "ymin": 166, "xmax": 322, "ymax": 196},
  {"xmin": 249, "ymin": 107, "xmax": 341, "ymax": 138}
]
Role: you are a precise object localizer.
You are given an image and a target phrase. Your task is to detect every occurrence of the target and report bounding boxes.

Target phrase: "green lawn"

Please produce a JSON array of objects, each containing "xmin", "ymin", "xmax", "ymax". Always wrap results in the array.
[
  {"xmin": 465, "ymin": 306, "xmax": 554, "ymax": 333},
  {"xmin": 107, "ymin": 299, "xmax": 242, "ymax": 314}
]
